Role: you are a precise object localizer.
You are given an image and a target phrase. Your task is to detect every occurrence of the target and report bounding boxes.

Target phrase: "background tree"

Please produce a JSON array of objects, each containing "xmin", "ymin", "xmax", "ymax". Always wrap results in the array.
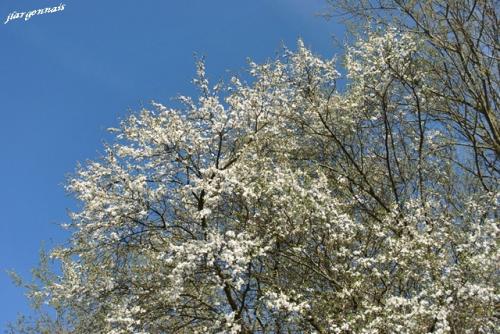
[
  {"xmin": 10, "ymin": 6, "xmax": 499, "ymax": 333},
  {"xmin": 325, "ymin": 0, "xmax": 499, "ymax": 190}
]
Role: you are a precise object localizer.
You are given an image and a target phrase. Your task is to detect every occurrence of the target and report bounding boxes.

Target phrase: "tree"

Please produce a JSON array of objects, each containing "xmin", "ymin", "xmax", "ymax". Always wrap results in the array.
[
  {"xmin": 10, "ymin": 23, "xmax": 498, "ymax": 334},
  {"xmin": 325, "ymin": 0, "xmax": 499, "ymax": 191}
]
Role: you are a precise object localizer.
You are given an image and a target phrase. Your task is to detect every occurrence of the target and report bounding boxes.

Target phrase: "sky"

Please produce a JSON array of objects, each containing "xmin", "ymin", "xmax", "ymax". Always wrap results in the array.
[{"xmin": 0, "ymin": 0, "xmax": 344, "ymax": 329}]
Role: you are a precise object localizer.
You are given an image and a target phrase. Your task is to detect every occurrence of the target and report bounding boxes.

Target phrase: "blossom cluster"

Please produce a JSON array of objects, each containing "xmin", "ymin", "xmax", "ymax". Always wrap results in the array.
[{"xmin": 14, "ymin": 32, "xmax": 499, "ymax": 334}]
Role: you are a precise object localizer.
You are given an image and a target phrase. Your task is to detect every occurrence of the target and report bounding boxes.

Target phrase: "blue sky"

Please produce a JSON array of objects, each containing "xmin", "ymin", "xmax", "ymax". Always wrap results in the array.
[{"xmin": 0, "ymin": 0, "xmax": 343, "ymax": 329}]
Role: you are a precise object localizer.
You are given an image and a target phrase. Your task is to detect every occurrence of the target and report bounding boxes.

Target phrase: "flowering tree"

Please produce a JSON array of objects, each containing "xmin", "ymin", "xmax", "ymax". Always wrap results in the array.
[
  {"xmin": 11, "ymin": 28, "xmax": 498, "ymax": 333},
  {"xmin": 325, "ymin": 0, "xmax": 499, "ymax": 190}
]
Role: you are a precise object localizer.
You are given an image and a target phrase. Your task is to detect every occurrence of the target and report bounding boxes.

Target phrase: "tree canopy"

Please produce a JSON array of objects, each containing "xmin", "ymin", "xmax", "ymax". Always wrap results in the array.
[{"xmin": 10, "ymin": 2, "xmax": 499, "ymax": 333}]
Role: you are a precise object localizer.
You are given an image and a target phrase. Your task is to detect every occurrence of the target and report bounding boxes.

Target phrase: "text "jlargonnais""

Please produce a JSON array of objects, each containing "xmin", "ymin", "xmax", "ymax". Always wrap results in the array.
[{"xmin": 4, "ymin": 3, "xmax": 65, "ymax": 24}]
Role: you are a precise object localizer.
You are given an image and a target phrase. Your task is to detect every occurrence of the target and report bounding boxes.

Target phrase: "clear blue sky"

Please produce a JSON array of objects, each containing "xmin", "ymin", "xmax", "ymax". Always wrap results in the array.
[{"xmin": 0, "ymin": 0, "xmax": 343, "ymax": 329}]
